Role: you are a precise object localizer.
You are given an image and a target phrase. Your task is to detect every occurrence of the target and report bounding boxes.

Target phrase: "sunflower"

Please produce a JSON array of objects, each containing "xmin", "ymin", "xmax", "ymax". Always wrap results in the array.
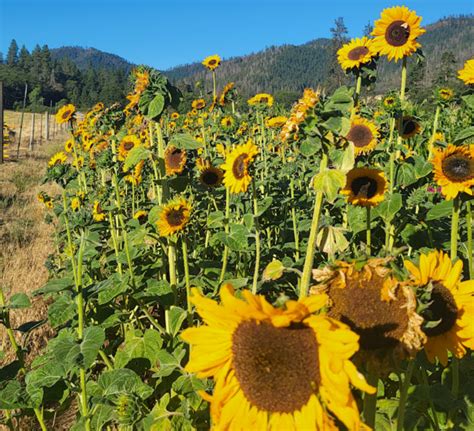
[
  {"xmin": 266, "ymin": 116, "xmax": 288, "ymax": 128},
  {"xmin": 405, "ymin": 250, "xmax": 474, "ymax": 366},
  {"xmin": 337, "ymin": 37, "xmax": 375, "ymax": 70},
  {"xmin": 197, "ymin": 159, "xmax": 223, "ymax": 187},
  {"xmin": 202, "ymin": 54, "xmax": 221, "ymax": 71},
  {"xmin": 156, "ymin": 197, "xmax": 191, "ymax": 237},
  {"xmin": 133, "ymin": 210, "xmax": 148, "ymax": 222},
  {"xmin": 192, "ymin": 99, "xmax": 206, "ymax": 110},
  {"xmin": 164, "ymin": 145, "xmax": 187, "ymax": 176},
  {"xmin": 341, "ymin": 168, "xmax": 387, "ymax": 207},
  {"xmin": 219, "ymin": 82, "xmax": 235, "ymax": 106},
  {"xmin": 400, "ymin": 116, "xmax": 421, "ymax": 139},
  {"xmin": 438, "ymin": 87, "xmax": 454, "ymax": 101},
  {"xmin": 458, "ymin": 58, "xmax": 474, "ymax": 85},
  {"xmin": 72, "ymin": 156, "xmax": 84, "ymax": 169},
  {"xmin": 71, "ymin": 197, "xmax": 81, "ymax": 212},
  {"xmin": 346, "ymin": 116, "xmax": 379, "ymax": 155},
  {"xmin": 220, "ymin": 116, "xmax": 235, "ymax": 129},
  {"xmin": 431, "ymin": 144, "xmax": 474, "ymax": 200},
  {"xmin": 371, "ymin": 6, "xmax": 425, "ymax": 62},
  {"xmin": 45, "ymin": 200, "xmax": 53, "ymax": 209},
  {"xmin": 181, "ymin": 284, "xmax": 374, "ymax": 430},
  {"xmin": 247, "ymin": 93, "xmax": 274, "ymax": 107},
  {"xmin": 171, "ymin": 112, "xmax": 180, "ymax": 120},
  {"xmin": 311, "ymin": 258, "xmax": 425, "ymax": 373},
  {"xmin": 221, "ymin": 140, "xmax": 259, "ymax": 194},
  {"xmin": 55, "ymin": 104, "xmax": 76, "ymax": 124},
  {"xmin": 118, "ymin": 135, "xmax": 141, "ymax": 161},
  {"xmin": 383, "ymin": 95, "xmax": 397, "ymax": 109},
  {"xmin": 48, "ymin": 151, "xmax": 67, "ymax": 167},
  {"xmin": 92, "ymin": 201, "xmax": 106, "ymax": 222},
  {"xmin": 64, "ymin": 138, "xmax": 74, "ymax": 153}
]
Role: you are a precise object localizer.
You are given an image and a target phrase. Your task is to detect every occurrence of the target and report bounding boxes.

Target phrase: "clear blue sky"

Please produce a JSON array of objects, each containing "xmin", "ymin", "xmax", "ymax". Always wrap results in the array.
[{"xmin": 1, "ymin": 0, "xmax": 472, "ymax": 70}]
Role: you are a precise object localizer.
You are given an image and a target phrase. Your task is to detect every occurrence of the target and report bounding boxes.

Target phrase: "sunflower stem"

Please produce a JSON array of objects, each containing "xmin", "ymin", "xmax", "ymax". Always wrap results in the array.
[
  {"xmin": 182, "ymin": 237, "xmax": 192, "ymax": 323},
  {"xmin": 449, "ymin": 357, "xmax": 460, "ymax": 422},
  {"xmin": 429, "ymin": 105, "xmax": 441, "ymax": 157},
  {"xmin": 290, "ymin": 178, "xmax": 300, "ymax": 261},
  {"xmin": 466, "ymin": 201, "xmax": 473, "ymax": 278},
  {"xmin": 420, "ymin": 366, "xmax": 441, "ymax": 431},
  {"xmin": 212, "ymin": 70, "xmax": 217, "ymax": 102},
  {"xmin": 299, "ymin": 153, "xmax": 328, "ymax": 298},
  {"xmin": 168, "ymin": 239, "xmax": 178, "ymax": 302},
  {"xmin": 219, "ymin": 187, "xmax": 231, "ymax": 284},
  {"xmin": 450, "ymin": 197, "xmax": 460, "ymax": 260},
  {"xmin": 366, "ymin": 206, "xmax": 371, "ymax": 256},
  {"xmin": 363, "ymin": 371, "xmax": 378, "ymax": 429},
  {"xmin": 352, "ymin": 73, "xmax": 362, "ymax": 117},
  {"xmin": 397, "ymin": 360, "xmax": 415, "ymax": 431},
  {"xmin": 251, "ymin": 181, "xmax": 261, "ymax": 294}
]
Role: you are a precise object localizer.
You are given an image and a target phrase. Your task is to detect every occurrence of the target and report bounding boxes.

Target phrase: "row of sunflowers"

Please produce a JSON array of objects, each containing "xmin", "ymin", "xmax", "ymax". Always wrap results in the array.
[{"xmin": 1, "ymin": 5, "xmax": 473, "ymax": 431}]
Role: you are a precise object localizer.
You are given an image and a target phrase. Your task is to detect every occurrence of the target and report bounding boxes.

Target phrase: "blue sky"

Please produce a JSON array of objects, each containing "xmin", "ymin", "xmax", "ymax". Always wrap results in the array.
[{"xmin": 1, "ymin": 0, "xmax": 472, "ymax": 70}]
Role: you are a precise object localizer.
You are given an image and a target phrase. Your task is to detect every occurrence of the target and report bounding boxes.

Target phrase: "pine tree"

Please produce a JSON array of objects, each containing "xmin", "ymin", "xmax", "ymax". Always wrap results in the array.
[
  {"xmin": 18, "ymin": 45, "xmax": 30, "ymax": 70},
  {"xmin": 6, "ymin": 39, "xmax": 19, "ymax": 65}
]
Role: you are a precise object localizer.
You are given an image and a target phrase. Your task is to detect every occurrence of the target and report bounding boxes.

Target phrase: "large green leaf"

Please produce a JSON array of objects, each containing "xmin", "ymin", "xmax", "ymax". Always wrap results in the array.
[
  {"xmin": 114, "ymin": 329, "xmax": 163, "ymax": 369},
  {"xmin": 8, "ymin": 293, "xmax": 31, "ymax": 309},
  {"xmin": 48, "ymin": 293, "xmax": 76, "ymax": 327},
  {"xmin": 312, "ymin": 169, "xmax": 345, "ymax": 203},
  {"xmin": 97, "ymin": 368, "xmax": 153, "ymax": 400},
  {"xmin": 123, "ymin": 146, "xmax": 150, "ymax": 172},
  {"xmin": 426, "ymin": 200, "xmax": 453, "ymax": 221},
  {"xmin": 147, "ymin": 93, "xmax": 165, "ymax": 120},
  {"xmin": 170, "ymin": 133, "xmax": 203, "ymax": 150}
]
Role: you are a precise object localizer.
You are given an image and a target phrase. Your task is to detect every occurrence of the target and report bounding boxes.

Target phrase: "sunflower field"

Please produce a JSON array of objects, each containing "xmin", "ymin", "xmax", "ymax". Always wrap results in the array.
[{"xmin": 1, "ymin": 5, "xmax": 474, "ymax": 431}]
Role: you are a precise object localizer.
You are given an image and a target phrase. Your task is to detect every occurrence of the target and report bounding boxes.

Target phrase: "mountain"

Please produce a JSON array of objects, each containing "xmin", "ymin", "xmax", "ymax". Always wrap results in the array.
[
  {"xmin": 164, "ymin": 15, "xmax": 474, "ymax": 100},
  {"xmin": 50, "ymin": 46, "xmax": 134, "ymax": 71}
]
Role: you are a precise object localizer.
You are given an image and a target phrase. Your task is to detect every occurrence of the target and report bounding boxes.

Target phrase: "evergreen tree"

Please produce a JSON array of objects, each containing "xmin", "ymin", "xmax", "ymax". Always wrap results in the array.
[
  {"xmin": 363, "ymin": 22, "xmax": 374, "ymax": 37},
  {"xmin": 18, "ymin": 45, "xmax": 30, "ymax": 70},
  {"xmin": 6, "ymin": 39, "xmax": 19, "ymax": 65},
  {"xmin": 326, "ymin": 17, "xmax": 349, "ymax": 90}
]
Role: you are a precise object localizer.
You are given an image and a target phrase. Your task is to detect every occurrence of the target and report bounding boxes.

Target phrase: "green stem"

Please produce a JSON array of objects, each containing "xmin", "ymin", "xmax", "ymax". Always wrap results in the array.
[
  {"xmin": 420, "ymin": 367, "xmax": 440, "ymax": 431},
  {"xmin": 429, "ymin": 106, "xmax": 441, "ymax": 156},
  {"xmin": 99, "ymin": 350, "xmax": 114, "ymax": 370},
  {"xmin": 400, "ymin": 56, "xmax": 407, "ymax": 101},
  {"xmin": 366, "ymin": 206, "xmax": 371, "ymax": 256},
  {"xmin": 353, "ymin": 73, "xmax": 362, "ymax": 115},
  {"xmin": 168, "ymin": 239, "xmax": 178, "ymax": 301},
  {"xmin": 182, "ymin": 237, "xmax": 192, "ymax": 323},
  {"xmin": 290, "ymin": 178, "xmax": 300, "ymax": 261},
  {"xmin": 212, "ymin": 71, "xmax": 217, "ymax": 102},
  {"xmin": 466, "ymin": 201, "xmax": 473, "ymax": 278},
  {"xmin": 219, "ymin": 187, "xmax": 231, "ymax": 284},
  {"xmin": 251, "ymin": 181, "xmax": 261, "ymax": 294},
  {"xmin": 397, "ymin": 360, "xmax": 415, "ymax": 431},
  {"xmin": 299, "ymin": 153, "xmax": 328, "ymax": 298},
  {"xmin": 363, "ymin": 371, "xmax": 378, "ymax": 429},
  {"xmin": 451, "ymin": 197, "xmax": 460, "ymax": 260}
]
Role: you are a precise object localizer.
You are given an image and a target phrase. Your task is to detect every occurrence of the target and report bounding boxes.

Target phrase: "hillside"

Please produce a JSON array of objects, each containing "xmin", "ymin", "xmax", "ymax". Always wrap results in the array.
[{"xmin": 165, "ymin": 15, "xmax": 474, "ymax": 99}]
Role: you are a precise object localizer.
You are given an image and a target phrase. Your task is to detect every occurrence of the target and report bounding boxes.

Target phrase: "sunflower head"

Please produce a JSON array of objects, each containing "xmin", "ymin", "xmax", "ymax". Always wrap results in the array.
[
  {"xmin": 118, "ymin": 135, "xmax": 141, "ymax": 161},
  {"xmin": 400, "ymin": 116, "xmax": 421, "ymax": 139},
  {"xmin": 337, "ymin": 36, "xmax": 376, "ymax": 71},
  {"xmin": 220, "ymin": 116, "xmax": 235, "ymax": 129},
  {"xmin": 48, "ymin": 151, "xmax": 68, "ymax": 167},
  {"xmin": 202, "ymin": 54, "xmax": 221, "ymax": 71},
  {"xmin": 266, "ymin": 116, "xmax": 288, "ymax": 128},
  {"xmin": 405, "ymin": 250, "xmax": 474, "ymax": 365},
  {"xmin": 437, "ymin": 87, "xmax": 454, "ymax": 102},
  {"xmin": 431, "ymin": 144, "xmax": 474, "ymax": 200},
  {"xmin": 341, "ymin": 167, "xmax": 387, "ymax": 207},
  {"xmin": 182, "ymin": 284, "xmax": 374, "ymax": 430},
  {"xmin": 64, "ymin": 138, "xmax": 74, "ymax": 153},
  {"xmin": 219, "ymin": 82, "xmax": 235, "ymax": 106},
  {"xmin": 382, "ymin": 94, "xmax": 400, "ymax": 112},
  {"xmin": 247, "ymin": 93, "xmax": 274, "ymax": 107},
  {"xmin": 171, "ymin": 112, "xmax": 180, "ymax": 120},
  {"xmin": 55, "ymin": 104, "xmax": 76, "ymax": 124},
  {"xmin": 71, "ymin": 197, "xmax": 81, "ymax": 211},
  {"xmin": 346, "ymin": 116, "xmax": 379, "ymax": 155},
  {"xmin": 197, "ymin": 159, "xmax": 223, "ymax": 187},
  {"xmin": 371, "ymin": 6, "xmax": 425, "ymax": 62},
  {"xmin": 156, "ymin": 197, "xmax": 191, "ymax": 237},
  {"xmin": 133, "ymin": 210, "xmax": 148, "ymax": 223},
  {"xmin": 164, "ymin": 145, "xmax": 187, "ymax": 176},
  {"xmin": 191, "ymin": 99, "xmax": 206, "ymax": 110},
  {"xmin": 221, "ymin": 140, "xmax": 259, "ymax": 194},
  {"xmin": 92, "ymin": 201, "xmax": 106, "ymax": 222},
  {"xmin": 458, "ymin": 58, "xmax": 474, "ymax": 85}
]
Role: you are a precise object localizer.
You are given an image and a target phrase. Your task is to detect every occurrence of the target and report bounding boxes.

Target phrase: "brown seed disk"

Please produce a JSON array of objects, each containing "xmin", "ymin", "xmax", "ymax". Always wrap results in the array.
[
  {"xmin": 348, "ymin": 46, "xmax": 369, "ymax": 61},
  {"xmin": 422, "ymin": 283, "xmax": 458, "ymax": 337},
  {"xmin": 166, "ymin": 148, "xmax": 186, "ymax": 170},
  {"xmin": 441, "ymin": 154, "xmax": 474, "ymax": 183},
  {"xmin": 385, "ymin": 20, "xmax": 410, "ymax": 47},
  {"xmin": 347, "ymin": 124, "xmax": 373, "ymax": 148},
  {"xmin": 166, "ymin": 207, "xmax": 186, "ymax": 227},
  {"xmin": 232, "ymin": 154, "xmax": 248, "ymax": 179},
  {"xmin": 350, "ymin": 176, "xmax": 378, "ymax": 199},
  {"xmin": 232, "ymin": 320, "xmax": 320, "ymax": 413}
]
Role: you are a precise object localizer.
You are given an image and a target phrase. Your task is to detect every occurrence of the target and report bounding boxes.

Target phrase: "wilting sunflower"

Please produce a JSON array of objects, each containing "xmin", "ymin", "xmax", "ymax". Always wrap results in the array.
[
  {"xmin": 48, "ymin": 151, "xmax": 68, "ymax": 167},
  {"xmin": 156, "ymin": 197, "xmax": 191, "ymax": 237},
  {"xmin": 438, "ymin": 87, "xmax": 454, "ymax": 101},
  {"xmin": 181, "ymin": 284, "xmax": 374, "ymax": 430},
  {"xmin": 405, "ymin": 250, "xmax": 474, "ymax": 366},
  {"xmin": 247, "ymin": 93, "xmax": 274, "ymax": 107},
  {"xmin": 55, "ymin": 104, "xmax": 76, "ymax": 124},
  {"xmin": 458, "ymin": 58, "xmax": 474, "ymax": 85},
  {"xmin": 202, "ymin": 54, "xmax": 221, "ymax": 71},
  {"xmin": 221, "ymin": 140, "xmax": 259, "ymax": 194},
  {"xmin": 337, "ymin": 37, "xmax": 375, "ymax": 70},
  {"xmin": 118, "ymin": 135, "xmax": 141, "ymax": 161},
  {"xmin": 164, "ymin": 145, "xmax": 187, "ymax": 176},
  {"xmin": 371, "ymin": 6, "xmax": 425, "ymax": 62},
  {"xmin": 266, "ymin": 116, "xmax": 288, "ymax": 128},
  {"xmin": 431, "ymin": 144, "xmax": 474, "ymax": 200},
  {"xmin": 64, "ymin": 138, "xmax": 74, "ymax": 153},
  {"xmin": 400, "ymin": 116, "xmax": 421, "ymax": 139},
  {"xmin": 346, "ymin": 116, "xmax": 379, "ymax": 155},
  {"xmin": 341, "ymin": 167, "xmax": 387, "ymax": 207},
  {"xmin": 92, "ymin": 201, "xmax": 106, "ymax": 222},
  {"xmin": 192, "ymin": 99, "xmax": 206, "ymax": 110},
  {"xmin": 197, "ymin": 158, "xmax": 223, "ymax": 187},
  {"xmin": 311, "ymin": 258, "xmax": 425, "ymax": 372}
]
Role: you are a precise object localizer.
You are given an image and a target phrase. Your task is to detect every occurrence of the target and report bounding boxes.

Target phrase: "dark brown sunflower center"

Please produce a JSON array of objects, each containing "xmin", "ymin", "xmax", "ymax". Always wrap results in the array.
[
  {"xmin": 402, "ymin": 119, "xmax": 417, "ymax": 136},
  {"xmin": 123, "ymin": 141, "xmax": 134, "ymax": 151},
  {"xmin": 422, "ymin": 283, "xmax": 458, "ymax": 337},
  {"xmin": 260, "ymin": 97, "xmax": 268, "ymax": 103},
  {"xmin": 350, "ymin": 176, "xmax": 378, "ymax": 198},
  {"xmin": 328, "ymin": 277, "xmax": 409, "ymax": 350},
  {"xmin": 208, "ymin": 59, "xmax": 217, "ymax": 66},
  {"xmin": 385, "ymin": 20, "xmax": 410, "ymax": 47},
  {"xmin": 232, "ymin": 320, "xmax": 320, "ymax": 413},
  {"xmin": 201, "ymin": 170, "xmax": 220, "ymax": 186},
  {"xmin": 347, "ymin": 125, "xmax": 373, "ymax": 148},
  {"xmin": 167, "ymin": 149, "xmax": 185, "ymax": 169},
  {"xmin": 166, "ymin": 207, "xmax": 186, "ymax": 226},
  {"xmin": 385, "ymin": 98, "xmax": 394, "ymax": 105},
  {"xmin": 232, "ymin": 153, "xmax": 248, "ymax": 179},
  {"xmin": 441, "ymin": 154, "xmax": 474, "ymax": 182},
  {"xmin": 348, "ymin": 46, "xmax": 369, "ymax": 61},
  {"xmin": 62, "ymin": 110, "xmax": 72, "ymax": 119}
]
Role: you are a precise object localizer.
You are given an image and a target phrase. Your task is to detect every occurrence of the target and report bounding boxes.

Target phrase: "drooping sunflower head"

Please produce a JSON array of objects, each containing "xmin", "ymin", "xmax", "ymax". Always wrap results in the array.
[
  {"xmin": 48, "ymin": 151, "xmax": 68, "ymax": 167},
  {"xmin": 371, "ymin": 6, "xmax": 425, "ymax": 62},
  {"xmin": 118, "ymin": 135, "xmax": 141, "ymax": 161},
  {"xmin": 341, "ymin": 167, "xmax": 387, "ymax": 207},
  {"xmin": 92, "ymin": 201, "xmax": 106, "ymax": 222},
  {"xmin": 164, "ymin": 145, "xmax": 187, "ymax": 176},
  {"xmin": 191, "ymin": 99, "xmax": 206, "ymax": 110},
  {"xmin": 346, "ymin": 116, "xmax": 379, "ymax": 155},
  {"xmin": 221, "ymin": 140, "xmax": 259, "ymax": 194},
  {"xmin": 202, "ymin": 54, "xmax": 221, "ymax": 71},
  {"xmin": 431, "ymin": 144, "xmax": 474, "ymax": 200},
  {"xmin": 156, "ymin": 197, "xmax": 191, "ymax": 237},
  {"xmin": 405, "ymin": 250, "xmax": 474, "ymax": 366},
  {"xmin": 337, "ymin": 36, "xmax": 376, "ymax": 70},
  {"xmin": 196, "ymin": 159, "xmax": 223, "ymax": 187},
  {"xmin": 312, "ymin": 258, "xmax": 425, "ymax": 372},
  {"xmin": 247, "ymin": 93, "xmax": 274, "ymax": 107},
  {"xmin": 181, "ymin": 284, "xmax": 375, "ymax": 430},
  {"xmin": 458, "ymin": 58, "xmax": 474, "ymax": 85},
  {"xmin": 400, "ymin": 116, "xmax": 421, "ymax": 139},
  {"xmin": 55, "ymin": 104, "xmax": 76, "ymax": 124}
]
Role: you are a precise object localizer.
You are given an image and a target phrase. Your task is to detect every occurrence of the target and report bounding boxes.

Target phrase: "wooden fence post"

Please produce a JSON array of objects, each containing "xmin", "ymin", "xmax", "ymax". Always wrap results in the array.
[
  {"xmin": 29, "ymin": 112, "xmax": 35, "ymax": 152},
  {"xmin": 16, "ymin": 83, "xmax": 28, "ymax": 158},
  {"xmin": 45, "ymin": 109, "xmax": 50, "ymax": 141},
  {"xmin": 0, "ymin": 81, "xmax": 4, "ymax": 164}
]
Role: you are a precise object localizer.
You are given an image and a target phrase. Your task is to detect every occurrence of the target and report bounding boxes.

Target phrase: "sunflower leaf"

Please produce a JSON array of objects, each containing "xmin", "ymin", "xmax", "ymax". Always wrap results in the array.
[
  {"xmin": 123, "ymin": 146, "xmax": 150, "ymax": 172},
  {"xmin": 170, "ymin": 133, "xmax": 203, "ymax": 150},
  {"xmin": 263, "ymin": 260, "xmax": 285, "ymax": 282},
  {"xmin": 453, "ymin": 126, "xmax": 474, "ymax": 145},
  {"xmin": 312, "ymin": 169, "xmax": 345, "ymax": 203}
]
